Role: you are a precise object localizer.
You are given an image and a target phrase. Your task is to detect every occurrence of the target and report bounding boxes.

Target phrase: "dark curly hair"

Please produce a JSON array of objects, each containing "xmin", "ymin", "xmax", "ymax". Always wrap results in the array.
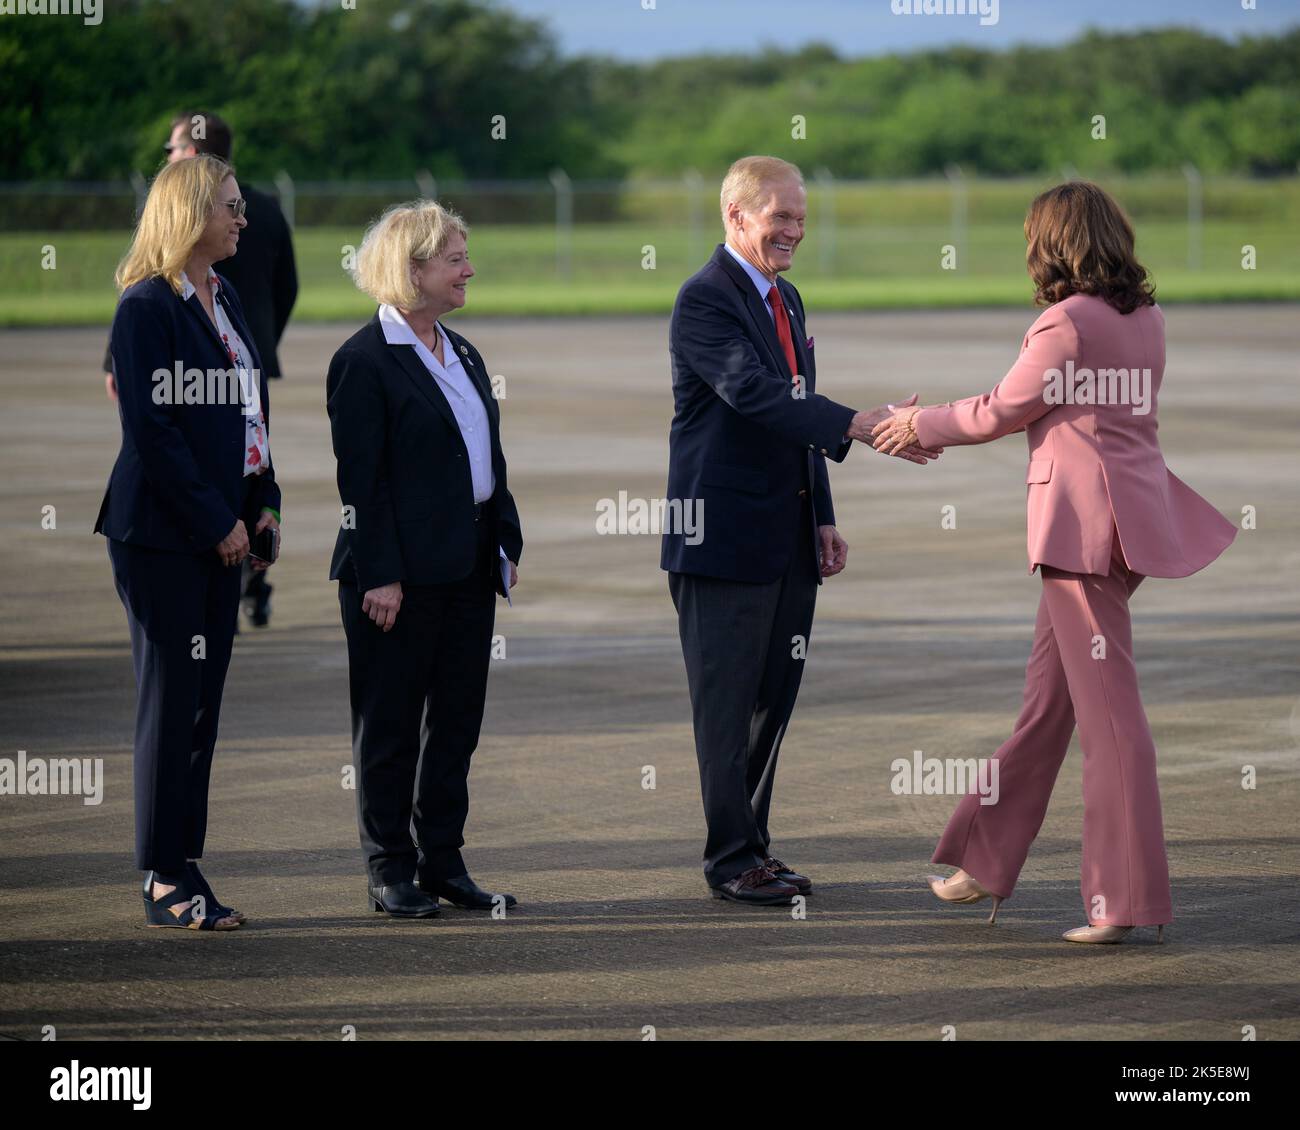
[{"xmin": 1025, "ymin": 182, "xmax": 1156, "ymax": 315}]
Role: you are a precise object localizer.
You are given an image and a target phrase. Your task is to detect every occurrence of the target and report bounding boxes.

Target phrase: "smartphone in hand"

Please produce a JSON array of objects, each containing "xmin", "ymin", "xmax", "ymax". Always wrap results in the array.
[{"xmin": 249, "ymin": 526, "xmax": 279, "ymax": 565}]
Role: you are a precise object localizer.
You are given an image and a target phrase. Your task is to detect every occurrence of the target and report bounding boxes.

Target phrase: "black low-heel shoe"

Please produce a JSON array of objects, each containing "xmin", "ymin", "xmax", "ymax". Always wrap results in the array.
[
  {"xmin": 142, "ymin": 870, "xmax": 241, "ymax": 931},
  {"xmin": 369, "ymin": 881, "xmax": 440, "ymax": 918},
  {"xmin": 186, "ymin": 861, "xmax": 245, "ymax": 923},
  {"xmin": 420, "ymin": 873, "xmax": 517, "ymax": 910}
]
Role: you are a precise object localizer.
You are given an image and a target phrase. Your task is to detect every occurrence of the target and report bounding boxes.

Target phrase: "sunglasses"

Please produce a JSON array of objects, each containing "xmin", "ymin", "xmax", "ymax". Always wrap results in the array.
[{"xmin": 219, "ymin": 198, "xmax": 248, "ymax": 219}]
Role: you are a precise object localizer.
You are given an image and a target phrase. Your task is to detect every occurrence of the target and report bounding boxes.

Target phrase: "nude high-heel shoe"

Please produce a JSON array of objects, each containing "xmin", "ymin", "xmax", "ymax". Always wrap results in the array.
[
  {"xmin": 1062, "ymin": 923, "xmax": 1166, "ymax": 944},
  {"xmin": 926, "ymin": 872, "xmax": 1003, "ymax": 924}
]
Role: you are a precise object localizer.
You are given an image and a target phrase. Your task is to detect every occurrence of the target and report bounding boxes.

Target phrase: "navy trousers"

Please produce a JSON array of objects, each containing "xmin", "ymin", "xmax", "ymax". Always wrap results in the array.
[
  {"xmin": 339, "ymin": 517, "xmax": 498, "ymax": 887},
  {"xmin": 669, "ymin": 499, "xmax": 819, "ymax": 887},
  {"xmin": 108, "ymin": 537, "xmax": 242, "ymax": 872}
]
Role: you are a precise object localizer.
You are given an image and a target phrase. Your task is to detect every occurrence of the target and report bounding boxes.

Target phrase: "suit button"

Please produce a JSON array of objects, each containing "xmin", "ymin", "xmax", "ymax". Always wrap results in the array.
[
  {"xmin": 797, "ymin": 489, "xmax": 807, "ymax": 498},
  {"xmin": 819, "ymin": 448, "xmax": 828, "ymax": 455}
]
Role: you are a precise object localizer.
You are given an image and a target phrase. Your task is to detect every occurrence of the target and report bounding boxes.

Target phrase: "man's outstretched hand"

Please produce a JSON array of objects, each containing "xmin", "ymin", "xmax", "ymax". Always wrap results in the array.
[{"xmin": 846, "ymin": 393, "xmax": 942, "ymax": 463}]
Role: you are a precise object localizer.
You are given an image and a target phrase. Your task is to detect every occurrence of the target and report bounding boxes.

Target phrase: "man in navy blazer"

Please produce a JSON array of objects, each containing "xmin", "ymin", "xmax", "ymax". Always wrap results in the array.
[{"xmin": 662, "ymin": 156, "xmax": 937, "ymax": 904}]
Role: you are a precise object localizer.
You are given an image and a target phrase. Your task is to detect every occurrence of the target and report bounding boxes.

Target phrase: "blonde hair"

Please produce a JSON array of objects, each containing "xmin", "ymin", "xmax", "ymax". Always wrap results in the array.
[
  {"xmin": 719, "ymin": 156, "xmax": 804, "ymax": 225},
  {"xmin": 352, "ymin": 199, "xmax": 470, "ymax": 309},
  {"xmin": 115, "ymin": 154, "xmax": 235, "ymax": 294}
]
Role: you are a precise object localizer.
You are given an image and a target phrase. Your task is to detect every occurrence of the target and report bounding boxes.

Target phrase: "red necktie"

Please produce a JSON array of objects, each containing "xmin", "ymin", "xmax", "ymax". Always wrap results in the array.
[{"xmin": 767, "ymin": 284, "xmax": 799, "ymax": 382}]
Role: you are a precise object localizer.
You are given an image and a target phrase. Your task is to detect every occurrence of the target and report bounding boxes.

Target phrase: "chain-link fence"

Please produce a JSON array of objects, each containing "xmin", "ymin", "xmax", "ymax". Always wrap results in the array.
[{"xmin": 2, "ymin": 171, "xmax": 1296, "ymax": 322}]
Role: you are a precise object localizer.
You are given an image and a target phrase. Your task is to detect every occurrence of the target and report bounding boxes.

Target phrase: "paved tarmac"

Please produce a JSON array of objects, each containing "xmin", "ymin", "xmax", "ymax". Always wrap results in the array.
[{"xmin": 1, "ymin": 306, "xmax": 1296, "ymax": 1039}]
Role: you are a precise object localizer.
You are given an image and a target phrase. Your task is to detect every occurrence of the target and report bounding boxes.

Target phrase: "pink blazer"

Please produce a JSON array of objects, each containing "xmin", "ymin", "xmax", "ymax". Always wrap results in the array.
[{"xmin": 913, "ymin": 294, "xmax": 1236, "ymax": 578}]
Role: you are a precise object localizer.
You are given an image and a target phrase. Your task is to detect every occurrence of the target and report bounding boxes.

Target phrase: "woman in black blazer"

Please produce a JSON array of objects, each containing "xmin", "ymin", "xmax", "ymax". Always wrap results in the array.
[
  {"xmin": 96, "ymin": 153, "xmax": 281, "ymax": 930},
  {"xmin": 327, "ymin": 200, "xmax": 523, "ymax": 918}
]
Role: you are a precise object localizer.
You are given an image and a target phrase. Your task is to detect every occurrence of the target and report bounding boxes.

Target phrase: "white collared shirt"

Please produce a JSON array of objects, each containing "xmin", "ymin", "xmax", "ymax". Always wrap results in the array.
[
  {"xmin": 724, "ymin": 242, "xmax": 779, "ymax": 324},
  {"xmin": 378, "ymin": 304, "xmax": 495, "ymax": 504},
  {"xmin": 182, "ymin": 268, "xmax": 269, "ymax": 477}
]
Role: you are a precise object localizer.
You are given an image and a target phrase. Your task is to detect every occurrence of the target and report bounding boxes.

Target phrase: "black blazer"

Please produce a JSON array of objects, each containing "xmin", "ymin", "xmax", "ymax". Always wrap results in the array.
[
  {"xmin": 101, "ymin": 183, "xmax": 297, "ymax": 379},
  {"xmin": 660, "ymin": 244, "xmax": 856, "ymax": 584},
  {"xmin": 94, "ymin": 274, "xmax": 281, "ymax": 553},
  {"xmin": 326, "ymin": 315, "xmax": 523, "ymax": 594}
]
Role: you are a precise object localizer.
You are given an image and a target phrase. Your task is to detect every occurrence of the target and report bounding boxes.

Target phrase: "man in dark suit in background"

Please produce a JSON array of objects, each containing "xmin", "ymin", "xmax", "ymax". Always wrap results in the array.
[
  {"xmin": 105, "ymin": 110, "xmax": 298, "ymax": 627},
  {"xmin": 662, "ymin": 155, "xmax": 938, "ymax": 905}
]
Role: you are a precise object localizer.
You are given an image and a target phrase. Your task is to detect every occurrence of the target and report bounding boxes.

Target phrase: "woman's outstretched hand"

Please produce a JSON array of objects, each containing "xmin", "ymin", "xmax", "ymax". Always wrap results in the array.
[
  {"xmin": 849, "ymin": 394, "xmax": 943, "ymax": 463},
  {"xmin": 873, "ymin": 405, "xmax": 935, "ymax": 457}
]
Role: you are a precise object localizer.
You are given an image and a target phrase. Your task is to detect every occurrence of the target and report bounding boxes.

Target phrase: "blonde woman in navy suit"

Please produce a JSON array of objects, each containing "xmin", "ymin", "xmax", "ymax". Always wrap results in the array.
[
  {"xmin": 97, "ymin": 154, "xmax": 282, "ymax": 931},
  {"xmin": 326, "ymin": 201, "xmax": 523, "ymax": 918}
]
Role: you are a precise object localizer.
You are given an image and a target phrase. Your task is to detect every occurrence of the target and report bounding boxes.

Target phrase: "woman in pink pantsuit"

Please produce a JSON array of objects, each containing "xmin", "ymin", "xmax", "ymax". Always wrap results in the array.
[{"xmin": 873, "ymin": 182, "xmax": 1236, "ymax": 944}]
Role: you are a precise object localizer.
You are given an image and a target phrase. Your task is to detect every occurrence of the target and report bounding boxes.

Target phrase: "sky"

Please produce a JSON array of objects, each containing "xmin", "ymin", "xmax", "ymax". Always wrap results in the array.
[{"xmin": 497, "ymin": 0, "xmax": 1298, "ymax": 60}]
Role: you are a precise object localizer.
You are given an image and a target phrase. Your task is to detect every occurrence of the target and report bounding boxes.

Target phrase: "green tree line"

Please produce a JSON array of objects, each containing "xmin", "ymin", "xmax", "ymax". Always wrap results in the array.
[{"xmin": 2, "ymin": 0, "xmax": 1297, "ymax": 181}]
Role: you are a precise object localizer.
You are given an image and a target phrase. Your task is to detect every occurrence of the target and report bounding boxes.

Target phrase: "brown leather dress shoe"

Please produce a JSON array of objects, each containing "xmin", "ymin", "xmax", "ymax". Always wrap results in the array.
[
  {"xmin": 764, "ymin": 856, "xmax": 812, "ymax": 895},
  {"xmin": 710, "ymin": 865, "xmax": 800, "ymax": 905}
]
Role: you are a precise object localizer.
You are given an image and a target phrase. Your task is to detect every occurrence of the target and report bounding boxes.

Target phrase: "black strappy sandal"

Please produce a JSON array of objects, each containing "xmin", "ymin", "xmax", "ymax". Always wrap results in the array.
[
  {"xmin": 186, "ymin": 861, "xmax": 246, "ymax": 923},
  {"xmin": 141, "ymin": 870, "xmax": 241, "ymax": 931}
]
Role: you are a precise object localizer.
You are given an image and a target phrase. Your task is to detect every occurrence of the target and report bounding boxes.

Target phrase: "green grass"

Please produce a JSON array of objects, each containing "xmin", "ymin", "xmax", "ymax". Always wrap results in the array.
[{"xmin": 3, "ymin": 216, "xmax": 1297, "ymax": 326}]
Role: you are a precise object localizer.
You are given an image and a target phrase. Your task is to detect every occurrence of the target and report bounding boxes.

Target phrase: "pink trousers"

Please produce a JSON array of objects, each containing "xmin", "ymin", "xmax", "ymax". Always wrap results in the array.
[{"xmin": 931, "ymin": 534, "xmax": 1173, "ymax": 926}]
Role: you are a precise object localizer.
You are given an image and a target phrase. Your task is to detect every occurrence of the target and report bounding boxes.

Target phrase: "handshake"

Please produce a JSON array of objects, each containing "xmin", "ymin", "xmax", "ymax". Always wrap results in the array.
[{"xmin": 846, "ymin": 392, "xmax": 943, "ymax": 464}]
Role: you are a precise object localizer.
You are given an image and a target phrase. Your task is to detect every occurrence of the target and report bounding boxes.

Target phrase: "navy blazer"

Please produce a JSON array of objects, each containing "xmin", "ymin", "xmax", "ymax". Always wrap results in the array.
[
  {"xmin": 660, "ymin": 244, "xmax": 856, "ymax": 583},
  {"xmin": 95, "ymin": 274, "xmax": 282, "ymax": 553},
  {"xmin": 325, "ymin": 315, "xmax": 523, "ymax": 594}
]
